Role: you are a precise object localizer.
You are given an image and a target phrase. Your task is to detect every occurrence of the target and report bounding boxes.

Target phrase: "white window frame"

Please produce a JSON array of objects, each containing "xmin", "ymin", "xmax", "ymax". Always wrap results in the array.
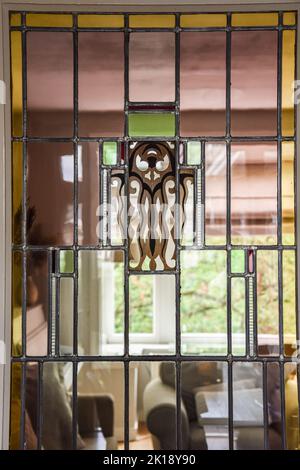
[{"xmin": 1, "ymin": 0, "xmax": 300, "ymax": 450}]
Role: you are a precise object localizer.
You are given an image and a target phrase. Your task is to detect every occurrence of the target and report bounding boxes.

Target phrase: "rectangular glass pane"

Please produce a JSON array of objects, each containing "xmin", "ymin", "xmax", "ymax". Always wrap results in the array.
[
  {"xmin": 181, "ymin": 14, "xmax": 227, "ymax": 28},
  {"xmin": 103, "ymin": 142, "xmax": 117, "ymax": 165},
  {"xmin": 283, "ymin": 12, "xmax": 296, "ymax": 26},
  {"xmin": 78, "ymin": 32, "xmax": 124, "ymax": 136},
  {"xmin": 187, "ymin": 361, "xmax": 228, "ymax": 450},
  {"xmin": 10, "ymin": 12, "xmax": 21, "ymax": 26},
  {"xmin": 27, "ymin": 142, "xmax": 74, "ymax": 246},
  {"xmin": 233, "ymin": 362, "xmax": 264, "ymax": 449},
  {"xmin": 232, "ymin": 13, "xmax": 278, "ymax": 27},
  {"xmin": 187, "ymin": 141, "xmax": 201, "ymax": 165},
  {"xmin": 181, "ymin": 32, "xmax": 226, "ymax": 136},
  {"xmin": 78, "ymin": 14, "xmax": 124, "ymax": 28},
  {"xmin": 205, "ymin": 143, "xmax": 226, "ymax": 245},
  {"xmin": 128, "ymin": 113, "xmax": 175, "ymax": 136},
  {"xmin": 231, "ymin": 143, "xmax": 277, "ymax": 245},
  {"xmin": 10, "ymin": 362, "xmax": 23, "ymax": 449},
  {"xmin": 27, "ymin": 32, "xmax": 73, "ymax": 137},
  {"xmin": 283, "ymin": 250, "xmax": 297, "ymax": 356},
  {"xmin": 59, "ymin": 277, "xmax": 74, "ymax": 355},
  {"xmin": 231, "ymin": 31, "xmax": 277, "ymax": 136},
  {"xmin": 282, "ymin": 142, "xmax": 295, "ymax": 245},
  {"xmin": 257, "ymin": 250, "xmax": 279, "ymax": 356},
  {"xmin": 129, "ymin": 362, "xmax": 176, "ymax": 450},
  {"xmin": 282, "ymin": 31, "xmax": 296, "ymax": 137},
  {"xmin": 26, "ymin": 13, "xmax": 73, "ymax": 27},
  {"xmin": 285, "ymin": 363, "xmax": 299, "ymax": 450},
  {"xmin": 231, "ymin": 250, "xmax": 245, "ymax": 274},
  {"xmin": 181, "ymin": 250, "xmax": 227, "ymax": 355},
  {"xmin": 266, "ymin": 362, "xmax": 283, "ymax": 449},
  {"xmin": 129, "ymin": 15, "xmax": 175, "ymax": 28},
  {"xmin": 129, "ymin": 275, "xmax": 175, "ymax": 355},
  {"xmin": 110, "ymin": 169, "xmax": 125, "ymax": 246},
  {"xmin": 180, "ymin": 168, "xmax": 195, "ymax": 246},
  {"xmin": 77, "ymin": 362, "xmax": 124, "ymax": 450},
  {"xmin": 12, "ymin": 251, "xmax": 22, "ymax": 357},
  {"xmin": 129, "ymin": 32, "xmax": 175, "ymax": 102},
  {"xmin": 78, "ymin": 250, "xmax": 124, "ymax": 356},
  {"xmin": 10, "ymin": 31, "xmax": 23, "ymax": 137},
  {"xmin": 12, "ymin": 142, "xmax": 23, "ymax": 244},
  {"xmin": 60, "ymin": 250, "xmax": 74, "ymax": 274},
  {"xmin": 231, "ymin": 278, "xmax": 246, "ymax": 356}
]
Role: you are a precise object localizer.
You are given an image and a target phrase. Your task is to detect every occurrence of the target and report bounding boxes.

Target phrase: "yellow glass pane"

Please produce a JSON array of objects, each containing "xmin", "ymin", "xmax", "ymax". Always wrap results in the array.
[
  {"xmin": 285, "ymin": 364, "xmax": 300, "ymax": 450},
  {"xmin": 232, "ymin": 13, "xmax": 278, "ymax": 27},
  {"xmin": 26, "ymin": 13, "xmax": 73, "ymax": 27},
  {"xmin": 283, "ymin": 12, "xmax": 296, "ymax": 26},
  {"xmin": 282, "ymin": 142, "xmax": 295, "ymax": 245},
  {"xmin": 283, "ymin": 250, "xmax": 297, "ymax": 356},
  {"xmin": 129, "ymin": 14, "xmax": 175, "ymax": 28},
  {"xmin": 282, "ymin": 30, "xmax": 296, "ymax": 137},
  {"xmin": 12, "ymin": 142, "xmax": 23, "ymax": 245},
  {"xmin": 10, "ymin": 31, "xmax": 22, "ymax": 137},
  {"xmin": 180, "ymin": 14, "xmax": 227, "ymax": 28},
  {"xmin": 78, "ymin": 14, "xmax": 124, "ymax": 28},
  {"xmin": 10, "ymin": 13, "xmax": 21, "ymax": 27},
  {"xmin": 10, "ymin": 362, "xmax": 22, "ymax": 449},
  {"xmin": 12, "ymin": 252, "xmax": 22, "ymax": 356}
]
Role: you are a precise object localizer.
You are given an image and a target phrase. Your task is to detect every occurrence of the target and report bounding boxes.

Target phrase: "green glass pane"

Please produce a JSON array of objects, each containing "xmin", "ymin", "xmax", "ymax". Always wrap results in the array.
[
  {"xmin": 187, "ymin": 141, "xmax": 201, "ymax": 165},
  {"xmin": 103, "ymin": 142, "xmax": 117, "ymax": 165},
  {"xmin": 128, "ymin": 113, "xmax": 175, "ymax": 137},
  {"xmin": 60, "ymin": 250, "xmax": 74, "ymax": 273},
  {"xmin": 231, "ymin": 250, "xmax": 245, "ymax": 273}
]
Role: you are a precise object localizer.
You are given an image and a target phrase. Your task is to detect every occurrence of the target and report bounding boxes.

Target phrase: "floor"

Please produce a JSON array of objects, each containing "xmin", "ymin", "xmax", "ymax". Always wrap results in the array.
[{"xmin": 118, "ymin": 423, "xmax": 153, "ymax": 450}]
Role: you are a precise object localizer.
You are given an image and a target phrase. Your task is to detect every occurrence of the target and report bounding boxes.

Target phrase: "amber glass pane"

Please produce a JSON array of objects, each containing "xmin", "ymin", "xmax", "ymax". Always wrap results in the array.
[
  {"xmin": 78, "ymin": 14, "xmax": 124, "ymax": 28},
  {"xmin": 78, "ymin": 32, "xmax": 124, "ymax": 136},
  {"xmin": 26, "ymin": 13, "xmax": 73, "ymax": 27},
  {"xmin": 181, "ymin": 250, "xmax": 227, "ymax": 355},
  {"xmin": 257, "ymin": 250, "xmax": 279, "ymax": 356},
  {"xmin": 10, "ymin": 12, "xmax": 21, "ymax": 26},
  {"xmin": 181, "ymin": 32, "xmax": 226, "ymax": 136},
  {"xmin": 232, "ymin": 278, "xmax": 246, "ymax": 356},
  {"xmin": 27, "ymin": 142, "xmax": 74, "ymax": 246},
  {"xmin": 27, "ymin": 32, "xmax": 73, "ymax": 137},
  {"xmin": 232, "ymin": 13, "xmax": 278, "ymax": 27},
  {"xmin": 282, "ymin": 142, "xmax": 295, "ymax": 245},
  {"xmin": 282, "ymin": 31, "xmax": 296, "ymax": 137},
  {"xmin": 285, "ymin": 363, "xmax": 300, "ymax": 450},
  {"xmin": 129, "ymin": 32, "xmax": 175, "ymax": 102},
  {"xmin": 181, "ymin": 14, "xmax": 227, "ymax": 28},
  {"xmin": 231, "ymin": 143, "xmax": 277, "ymax": 245},
  {"xmin": 205, "ymin": 143, "xmax": 226, "ymax": 245},
  {"xmin": 12, "ymin": 142, "xmax": 23, "ymax": 244},
  {"xmin": 129, "ymin": 14, "xmax": 175, "ymax": 28},
  {"xmin": 12, "ymin": 251, "xmax": 22, "ymax": 356},
  {"xmin": 231, "ymin": 31, "xmax": 277, "ymax": 136},
  {"xmin": 283, "ymin": 12, "xmax": 296, "ymax": 26},
  {"xmin": 283, "ymin": 250, "xmax": 297, "ymax": 356},
  {"xmin": 10, "ymin": 31, "xmax": 23, "ymax": 137},
  {"xmin": 10, "ymin": 362, "xmax": 22, "ymax": 449},
  {"xmin": 78, "ymin": 142, "xmax": 100, "ymax": 245}
]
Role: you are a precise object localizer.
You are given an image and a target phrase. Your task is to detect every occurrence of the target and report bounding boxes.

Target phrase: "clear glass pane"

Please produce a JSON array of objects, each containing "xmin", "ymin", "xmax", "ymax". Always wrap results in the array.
[
  {"xmin": 231, "ymin": 278, "xmax": 246, "ymax": 356},
  {"xmin": 27, "ymin": 142, "xmax": 74, "ymax": 246},
  {"xmin": 128, "ymin": 113, "xmax": 175, "ymax": 137},
  {"xmin": 231, "ymin": 143, "xmax": 277, "ymax": 245},
  {"xmin": 231, "ymin": 31, "xmax": 277, "ymax": 136},
  {"xmin": 181, "ymin": 32, "xmax": 226, "ymax": 136},
  {"xmin": 129, "ymin": 362, "xmax": 176, "ymax": 450},
  {"xmin": 27, "ymin": 32, "xmax": 73, "ymax": 137},
  {"xmin": 77, "ymin": 362, "xmax": 124, "ymax": 450},
  {"xmin": 78, "ymin": 250, "xmax": 124, "ymax": 356},
  {"xmin": 12, "ymin": 251, "xmax": 22, "ymax": 357},
  {"xmin": 181, "ymin": 250, "xmax": 227, "ymax": 355},
  {"xmin": 129, "ymin": 32, "xmax": 175, "ymax": 102},
  {"xmin": 205, "ymin": 143, "xmax": 226, "ymax": 245},
  {"xmin": 180, "ymin": 168, "xmax": 195, "ymax": 246},
  {"xmin": 12, "ymin": 142, "xmax": 23, "ymax": 244},
  {"xmin": 283, "ymin": 250, "xmax": 297, "ymax": 356},
  {"xmin": 78, "ymin": 32, "xmax": 124, "ymax": 136},
  {"xmin": 282, "ymin": 31, "xmax": 296, "ymax": 137},
  {"xmin": 266, "ymin": 362, "xmax": 283, "ymax": 449},
  {"xmin": 282, "ymin": 142, "xmax": 295, "ymax": 245}
]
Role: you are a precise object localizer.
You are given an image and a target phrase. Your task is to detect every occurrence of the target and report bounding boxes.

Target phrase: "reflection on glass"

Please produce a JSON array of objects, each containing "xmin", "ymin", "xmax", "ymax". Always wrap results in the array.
[
  {"xmin": 27, "ymin": 142, "xmax": 74, "ymax": 246},
  {"xmin": 231, "ymin": 31, "xmax": 277, "ymax": 136},
  {"xmin": 282, "ymin": 31, "xmax": 296, "ymax": 137},
  {"xmin": 233, "ymin": 362, "xmax": 264, "ymax": 449},
  {"xmin": 110, "ymin": 169, "xmax": 125, "ymax": 246},
  {"xmin": 129, "ymin": 32, "xmax": 175, "ymax": 102},
  {"xmin": 129, "ymin": 275, "xmax": 175, "ymax": 355},
  {"xmin": 231, "ymin": 143, "xmax": 277, "ymax": 245},
  {"xmin": 128, "ymin": 113, "xmax": 175, "ymax": 137},
  {"xmin": 180, "ymin": 168, "xmax": 194, "ymax": 246},
  {"xmin": 205, "ymin": 143, "xmax": 226, "ymax": 245},
  {"xmin": 12, "ymin": 142, "xmax": 23, "ymax": 244},
  {"xmin": 231, "ymin": 278, "xmax": 246, "ymax": 356},
  {"xmin": 26, "ymin": 250, "xmax": 49, "ymax": 357},
  {"xmin": 180, "ymin": 32, "xmax": 226, "ymax": 136},
  {"xmin": 266, "ymin": 362, "xmax": 282, "ymax": 449},
  {"xmin": 77, "ymin": 362, "xmax": 124, "ymax": 450},
  {"xmin": 25, "ymin": 363, "xmax": 38, "ymax": 449},
  {"xmin": 129, "ymin": 15, "xmax": 175, "ymax": 28},
  {"xmin": 78, "ymin": 250, "xmax": 124, "ymax": 356},
  {"xmin": 26, "ymin": 13, "xmax": 73, "ymax": 27},
  {"xmin": 78, "ymin": 14, "xmax": 124, "ymax": 28},
  {"xmin": 257, "ymin": 250, "xmax": 279, "ymax": 356},
  {"xmin": 282, "ymin": 142, "xmax": 295, "ymax": 245},
  {"xmin": 130, "ymin": 362, "xmax": 176, "ymax": 450},
  {"xmin": 78, "ymin": 32, "xmax": 124, "ymax": 136},
  {"xmin": 283, "ymin": 250, "xmax": 297, "ymax": 356},
  {"xmin": 27, "ymin": 32, "xmax": 73, "ymax": 137},
  {"xmin": 181, "ymin": 14, "xmax": 227, "ymax": 28},
  {"xmin": 285, "ymin": 363, "xmax": 299, "ymax": 449},
  {"xmin": 231, "ymin": 250, "xmax": 245, "ymax": 274},
  {"xmin": 78, "ymin": 142, "xmax": 100, "ymax": 246},
  {"xmin": 10, "ymin": 31, "xmax": 23, "ymax": 137},
  {"xmin": 232, "ymin": 13, "xmax": 278, "ymax": 26},
  {"xmin": 59, "ymin": 277, "xmax": 74, "ymax": 355},
  {"xmin": 181, "ymin": 250, "xmax": 227, "ymax": 355}
]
